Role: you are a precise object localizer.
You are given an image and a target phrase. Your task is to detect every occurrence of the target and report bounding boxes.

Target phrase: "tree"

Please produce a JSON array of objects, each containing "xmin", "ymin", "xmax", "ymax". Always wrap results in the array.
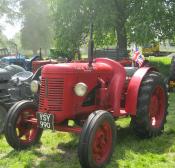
[
  {"xmin": 0, "ymin": 0, "xmax": 22, "ymax": 51},
  {"xmin": 49, "ymin": 0, "xmax": 87, "ymax": 54},
  {"xmin": 0, "ymin": 0, "xmax": 20, "ymax": 32},
  {"xmin": 50, "ymin": 0, "xmax": 131, "ymax": 54},
  {"xmin": 50, "ymin": 0, "xmax": 175, "ymax": 57},
  {"xmin": 0, "ymin": 31, "xmax": 8, "ymax": 47},
  {"xmin": 127, "ymin": 0, "xmax": 175, "ymax": 45},
  {"xmin": 20, "ymin": 0, "xmax": 51, "ymax": 54}
]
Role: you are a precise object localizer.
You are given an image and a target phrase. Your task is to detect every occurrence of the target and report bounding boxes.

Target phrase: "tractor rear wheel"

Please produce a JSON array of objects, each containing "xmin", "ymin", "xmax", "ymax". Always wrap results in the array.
[
  {"xmin": 4, "ymin": 100, "xmax": 43, "ymax": 150},
  {"xmin": 78, "ymin": 110, "xmax": 116, "ymax": 168},
  {"xmin": 131, "ymin": 71, "xmax": 168, "ymax": 138}
]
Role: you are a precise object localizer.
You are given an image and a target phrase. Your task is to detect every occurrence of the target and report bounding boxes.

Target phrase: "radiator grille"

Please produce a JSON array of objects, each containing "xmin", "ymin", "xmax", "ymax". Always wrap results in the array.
[{"xmin": 39, "ymin": 78, "xmax": 64, "ymax": 113}]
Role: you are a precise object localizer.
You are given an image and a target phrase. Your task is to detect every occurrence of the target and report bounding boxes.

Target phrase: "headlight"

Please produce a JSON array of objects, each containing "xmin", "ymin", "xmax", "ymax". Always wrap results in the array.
[
  {"xmin": 30, "ymin": 80, "xmax": 39, "ymax": 93},
  {"xmin": 74, "ymin": 82, "xmax": 88, "ymax": 97}
]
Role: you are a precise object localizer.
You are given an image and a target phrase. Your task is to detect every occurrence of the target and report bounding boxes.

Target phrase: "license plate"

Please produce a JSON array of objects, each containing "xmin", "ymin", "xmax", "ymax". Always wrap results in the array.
[{"xmin": 36, "ymin": 112, "xmax": 54, "ymax": 130}]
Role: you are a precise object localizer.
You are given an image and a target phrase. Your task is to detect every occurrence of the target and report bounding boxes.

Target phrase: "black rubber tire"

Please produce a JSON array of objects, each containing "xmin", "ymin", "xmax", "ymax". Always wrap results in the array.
[
  {"xmin": 131, "ymin": 71, "xmax": 168, "ymax": 138},
  {"xmin": 4, "ymin": 100, "xmax": 43, "ymax": 150},
  {"xmin": 0, "ymin": 103, "xmax": 8, "ymax": 134},
  {"xmin": 78, "ymin": 110, "xmax": 116, "ymax": 168},
  {"xmin": 169, "ymin": 56, "xmax": 175, "ymax": 80}
]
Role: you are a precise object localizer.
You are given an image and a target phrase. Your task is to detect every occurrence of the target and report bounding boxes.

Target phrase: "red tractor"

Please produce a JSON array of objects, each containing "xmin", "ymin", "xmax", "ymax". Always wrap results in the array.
[
  {"xmin": 4, "ymin": 26, "xmax": 168, "ymax": 168},
  {"xmin": 32, "ymin": 60, "xmax": 58, "ymax": 73}
]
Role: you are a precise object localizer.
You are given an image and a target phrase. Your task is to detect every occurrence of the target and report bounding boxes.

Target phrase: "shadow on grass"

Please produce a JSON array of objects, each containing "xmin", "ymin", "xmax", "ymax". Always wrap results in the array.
[
  {"xmin": 3, "ymin": 134, "xmax": 80, "ymax": 167},
  {"xmin": 32, "ymin": 134, "xmax": 80, "ymax": 168},
  {"xmin": 56, "ymin": 134, "xmax": 79, "ymax": 150},
  {"xmin": 116, "ymin": 125, "xmax": 175, "ymax": 153},
  {"xmin": 0, "ymin": 134, "xmax": 3, "ymax": 139},
  {"xmin": 1, "ymin": 142, "xmax": 43, "ymax": 159}
]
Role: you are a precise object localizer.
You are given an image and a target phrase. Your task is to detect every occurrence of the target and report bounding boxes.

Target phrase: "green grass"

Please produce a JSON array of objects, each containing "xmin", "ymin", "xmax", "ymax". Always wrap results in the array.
[
  {"xmin": 0, "ymin": 56, "xmax": 175, "ymax": 168},
  {"xmin": 147, "ymin": 56, "xmax": 172, "ymax": 76},
  {"xmin": 0, "ymin": 94, "xmax": 175, "ymax": 168}
]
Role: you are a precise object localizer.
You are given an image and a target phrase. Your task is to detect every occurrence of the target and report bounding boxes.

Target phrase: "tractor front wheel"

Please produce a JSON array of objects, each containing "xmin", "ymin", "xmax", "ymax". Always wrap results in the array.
[
  {"xmin": 78, "ymin": 110, "xmax": 116, "ymax": 168},
  {"xmin": 131, "ymin": 71, "xmax": 168, "ymax": 138},
  {"xmin": 4, "ymin": 100, "xmax": 43, "ymax": 150}
]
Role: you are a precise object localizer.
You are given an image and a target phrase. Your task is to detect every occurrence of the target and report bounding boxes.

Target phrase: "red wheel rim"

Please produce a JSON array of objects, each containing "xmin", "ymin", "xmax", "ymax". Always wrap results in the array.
[
  {"xmin": 92, "ymin": 121, "xmax": 113, "ymax": 165},
  {"xmin": 149, "ymin": 86, "xmax": 165, "ymax": 128},
  {"xmin": 16, "ymin": 108, "xmax": 38, "ymax": 144}
]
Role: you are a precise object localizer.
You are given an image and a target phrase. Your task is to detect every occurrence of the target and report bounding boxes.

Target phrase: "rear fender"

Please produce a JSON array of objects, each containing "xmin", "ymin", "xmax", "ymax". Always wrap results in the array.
[
  {"xmin": 125, "ymin": 67, "xmax": 158, "ymax": 115},
  {"xmin": 96, "ymin": 58, "xmax": 126, "ymax": 116}
]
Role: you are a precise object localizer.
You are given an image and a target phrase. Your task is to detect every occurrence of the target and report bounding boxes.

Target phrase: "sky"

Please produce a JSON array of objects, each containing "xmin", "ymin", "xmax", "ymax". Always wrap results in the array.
[{"xmin": 0, "ymin": 17, "xmax": 21, "ymax": 39}]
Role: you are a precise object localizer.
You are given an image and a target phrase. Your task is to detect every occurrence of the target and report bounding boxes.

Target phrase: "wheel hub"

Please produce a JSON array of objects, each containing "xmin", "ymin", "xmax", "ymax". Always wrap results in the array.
[
  {"xmin": 16, "ymin": 108, "xmax": 38, "ymax": 144},
  {"xmin": 149, "ymin": 86, "xmax": 165, "ymax": 128},
  {"xmin": 92, "ymin": 122, "xmax": 112, "ymax": 164}
]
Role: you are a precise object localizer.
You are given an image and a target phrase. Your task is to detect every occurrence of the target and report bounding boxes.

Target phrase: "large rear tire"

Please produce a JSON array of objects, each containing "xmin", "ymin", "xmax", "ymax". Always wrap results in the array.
[
  {"xmin": 4, "ymin": 100, "xmax": 43, "ymax": 150},
  {"xmin": 131, "ymin": 71, "xmax": 168, "ymax": 138},
  {"xmin": 78, "ymin": 110, "xmax": 116, "ymax": 168}
]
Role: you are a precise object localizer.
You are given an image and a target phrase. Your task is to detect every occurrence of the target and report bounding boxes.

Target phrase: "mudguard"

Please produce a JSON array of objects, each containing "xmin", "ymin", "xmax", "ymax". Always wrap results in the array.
[
  {"xmin": 96, "ymin": 58, "xmax": 126, "ymax": 116},
  {"xmin": 125, "ymin": 67, "xmax": 158, "ymax": 116}
]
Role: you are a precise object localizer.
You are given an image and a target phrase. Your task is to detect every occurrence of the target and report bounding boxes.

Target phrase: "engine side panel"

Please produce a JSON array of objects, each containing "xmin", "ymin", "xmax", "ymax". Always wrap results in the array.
[{"xmin": 96, "ymin": 58, "xmax": 126, "ymax": 116}]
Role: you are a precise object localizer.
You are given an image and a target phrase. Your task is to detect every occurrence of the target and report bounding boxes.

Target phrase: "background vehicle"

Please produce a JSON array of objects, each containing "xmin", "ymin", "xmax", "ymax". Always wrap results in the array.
[
  {"xmin": 142, "ymin": 40, "xmax": 175, "ymax": 56},
  {"xmin": 1, "ymin": 54, "xmax": 41, "ymax": 71},
  {"xmin": 0, "ymin": 64, "xmax": 35, "ymax": 134},
  {"xmin": 0, "ymin": 48, "xmax": 11, "ymax": 57},
  {"xmin": 142, "ymin": 42, "xmax": 160, "ymax": 56},
  {"xmin": 0, "ymin": 46, "xmax": 42, "ymax": 71}
]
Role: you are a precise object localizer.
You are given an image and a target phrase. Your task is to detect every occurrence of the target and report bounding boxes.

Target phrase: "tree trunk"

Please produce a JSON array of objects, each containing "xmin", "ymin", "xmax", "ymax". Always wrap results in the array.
[
  {"xmin": 114, "ymin": 0, "xmax": 128, "ymax": 57},
  {"xmin": 116, "ymin": 25, "xmax": 127, "ymax": 52}
]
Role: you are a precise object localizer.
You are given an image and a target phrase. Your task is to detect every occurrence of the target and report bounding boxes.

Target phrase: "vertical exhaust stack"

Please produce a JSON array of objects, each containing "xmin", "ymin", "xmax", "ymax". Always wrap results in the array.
[
  {"xmin": 88, "ymin": 23, "xmax": 94, "ymax": 67},
  {"xmin": 39, "ymin": 48, "xmax": 42, "ymax": 60}
]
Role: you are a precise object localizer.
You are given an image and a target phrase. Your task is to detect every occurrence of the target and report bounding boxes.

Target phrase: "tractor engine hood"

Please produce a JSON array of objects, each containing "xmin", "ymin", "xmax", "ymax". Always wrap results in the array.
[{"xmin": 42, "ymin": 62, "xmax": 113, "ymax": 75}]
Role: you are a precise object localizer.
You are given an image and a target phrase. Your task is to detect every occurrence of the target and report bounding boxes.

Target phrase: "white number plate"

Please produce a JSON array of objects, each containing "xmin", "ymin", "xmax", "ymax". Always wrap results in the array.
[{"xmin": 36, "ymin": 112, "xmax": 54, "ymax": 130}]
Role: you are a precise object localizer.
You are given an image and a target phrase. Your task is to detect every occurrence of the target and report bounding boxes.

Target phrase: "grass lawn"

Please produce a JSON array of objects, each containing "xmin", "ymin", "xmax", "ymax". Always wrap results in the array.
[
  {"xmin": 146, "ymin": 56, "xmax": 172, "ymax": 76},
  {"xmin": 0, "ymin": 57, "xmax": 175, "ymax": 168}
]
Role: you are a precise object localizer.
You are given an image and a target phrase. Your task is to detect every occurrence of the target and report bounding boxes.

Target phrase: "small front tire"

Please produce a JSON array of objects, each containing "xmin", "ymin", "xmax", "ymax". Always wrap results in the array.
[
  {"xmin": 78, "ymin": 110, "xmax": 116, "ymax": 168},
  {"xmin": 4, "ymin": 100, "xmax": 43, "ymax": 150}
]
